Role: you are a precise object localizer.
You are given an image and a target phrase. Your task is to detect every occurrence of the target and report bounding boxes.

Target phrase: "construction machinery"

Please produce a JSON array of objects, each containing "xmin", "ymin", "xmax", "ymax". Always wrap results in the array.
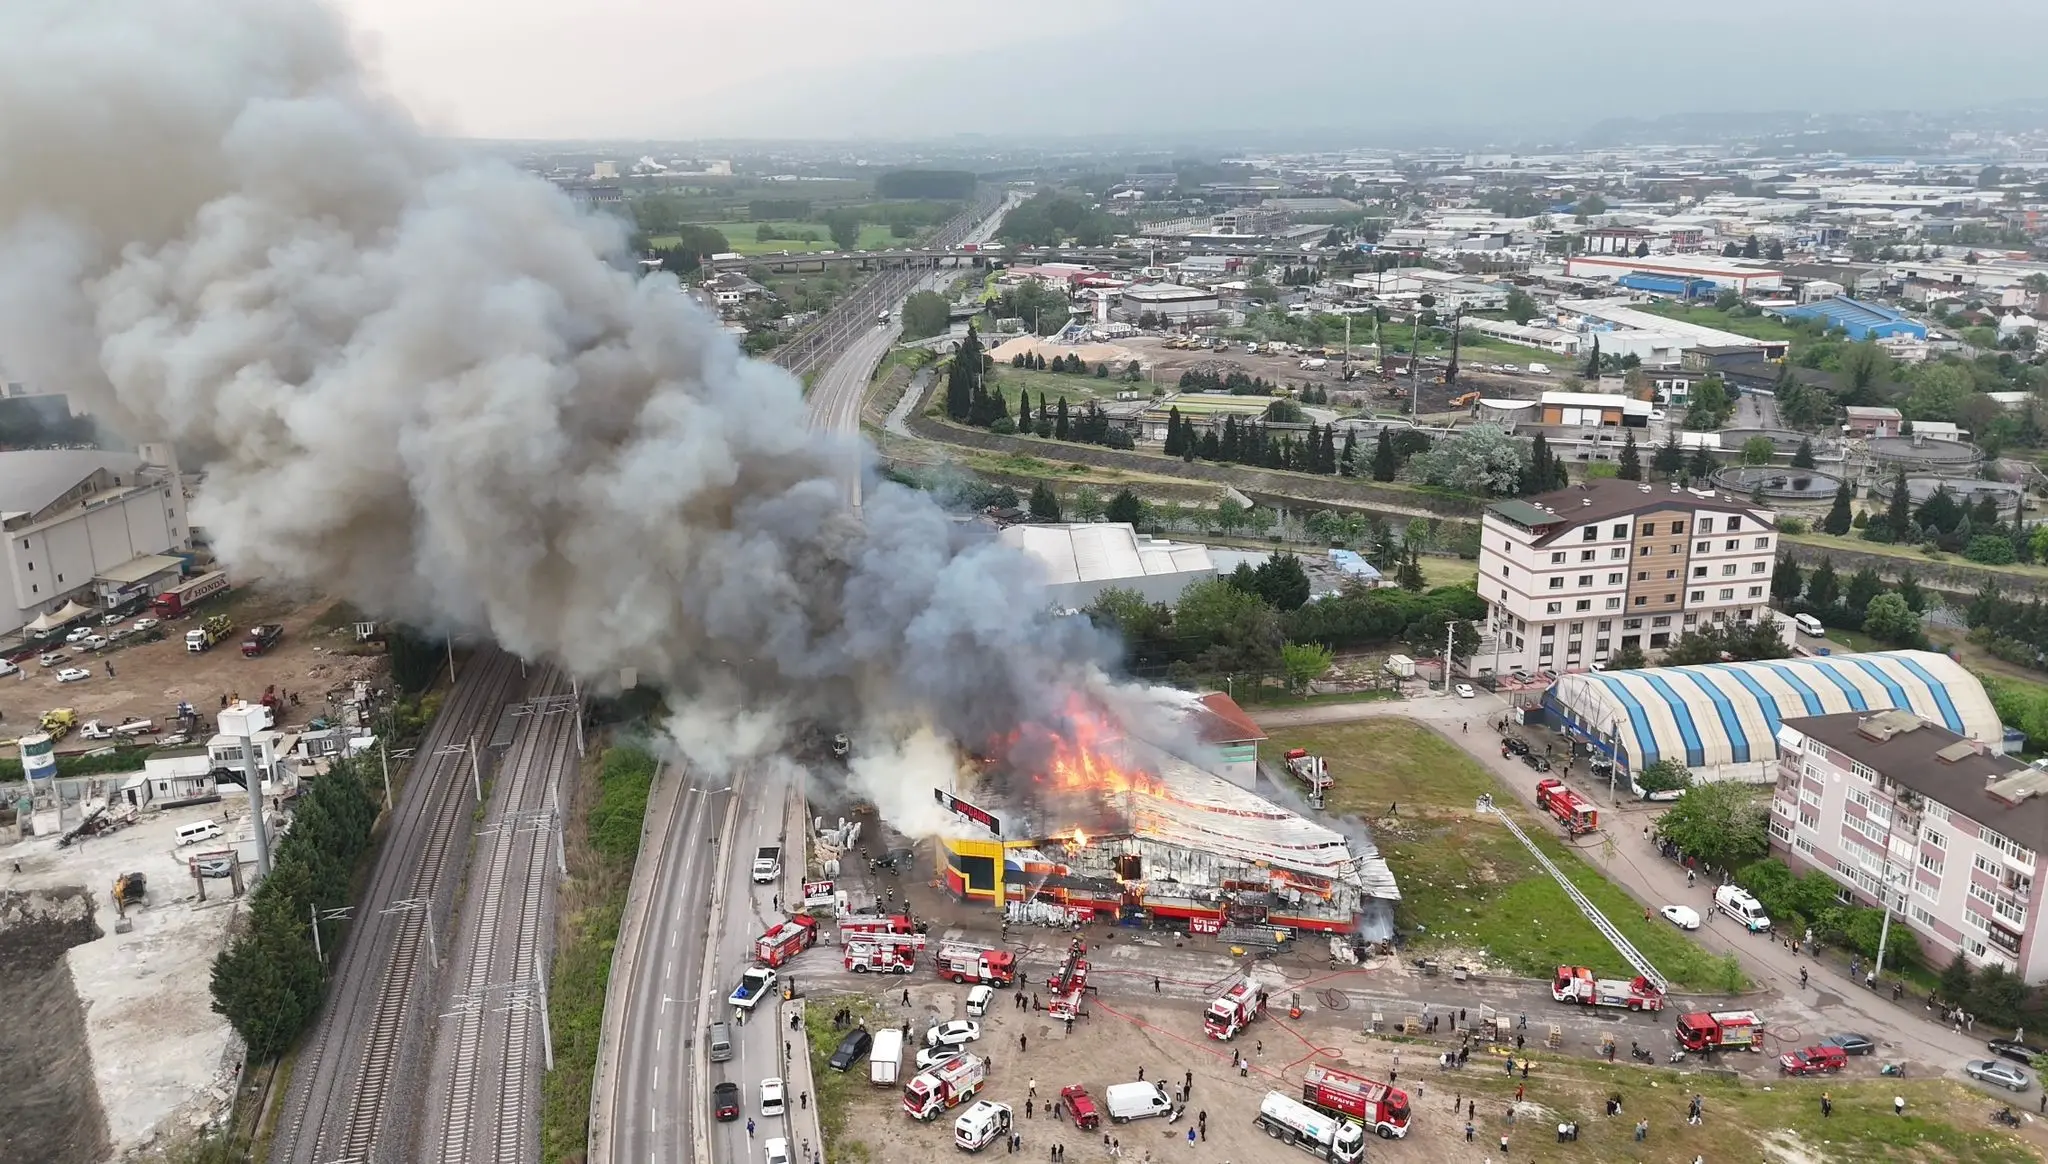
[
  {"xmin": 185, "ymin": 614, "xmax": 233, "ymax": 653},
  {"xmin": 1282, "ymin": 749, "xmax": 1332, "ymax": 797},
  {"xmin": 40, "ymin": 707, "xmax": 76, "ymax": 741},
  {"xmin": 239, "ymin": 623, "xmax": 283, "ymax": 657},
  {"xmin": 111, "ymin": 871, "xmax": 147, "ymax": 915}
]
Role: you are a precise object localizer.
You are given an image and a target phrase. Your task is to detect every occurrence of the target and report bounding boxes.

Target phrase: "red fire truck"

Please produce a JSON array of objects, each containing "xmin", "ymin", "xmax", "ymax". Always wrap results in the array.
[
  {"xmin": 1300, "ymin": 1064, "xmax": 1411, "ymax": 1139},
  {"xmin": 1282, "ymin": 749, "xmax": 1332, "ymax": 796},
  {"xmin": 839, "ymin": 913, "xmax": 917, "ymax": 939},
  {"xmin": 1550, "ymin": 965, "xmax": 1665, "ymax": 1011},
  {"xmin": 934, "ymin": 942, "xmax": 1017, "ymax": 986},
  {"xmin": 903, "ymin": 1052, "xmax": 987, "ymax": 1120},
  {"xmin": 1534, "ymin": 778, "xmax": 1598, "ymax": 835},
  {"xmin": 1675, "ymin": 1010, "xmax": 1764, "ymax": 1053},
  {"xmin": 1046, "ymin": 938, "xmax": 1090, "ymax": 1019},
  {"xmin": 845, "ymin": 934, "xmax": 924, "ymax": 974},
  {"xmin": 754, "ymin": 916, "xmax": 819, "ymax": 968},
  {"xmin": 1203, "ymin": 980, "xmax": 1268, "ymax": 1041}
]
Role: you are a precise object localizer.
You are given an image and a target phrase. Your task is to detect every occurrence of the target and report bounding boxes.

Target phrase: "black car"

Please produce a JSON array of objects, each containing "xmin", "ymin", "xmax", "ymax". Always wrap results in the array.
[
  {"xmin": 827, "ymin": 1028, "xmax": 872, "ymax": 1072},
  {"xmin": 1821, "ymin": 1033, "xmax": 1876, "ymax": 1056},
  {"xmin": 1503, "ymin": 737, "xmax": 1531, "ymax": 757},
  {"xmin": 1522, "ymin": 752, "xmax": 1551, "ymax": 772},
  {"xmin": 712, "ymin": 1081, "xmax": 741, "ymax": 1122},
  {"xmin": 1988, "ymin": 1038, "xmax": 2048, "ymax": 1065}
]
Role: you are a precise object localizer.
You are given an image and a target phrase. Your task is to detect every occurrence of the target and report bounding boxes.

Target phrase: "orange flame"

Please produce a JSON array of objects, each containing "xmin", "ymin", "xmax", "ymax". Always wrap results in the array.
[
  {"xmin": 1071, "ymin": 828, "xmax": 1088, "ymax": 847},
  {"xmin": 1015, "ymin": 699, "xmax": 1163, "ymax": 799}
]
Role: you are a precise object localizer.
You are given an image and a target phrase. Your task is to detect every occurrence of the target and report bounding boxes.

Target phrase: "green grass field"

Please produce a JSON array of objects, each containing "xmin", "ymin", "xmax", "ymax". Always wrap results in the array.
[
  {"xmin": 1268, "ymin": 719, "xmax": 1744, "ymax": 991},
  {"xmin": 649, "ymin": 222, "xmax": 905, "ymax": 256},
  {"xmin": 989, "ymin": 365, "xmax": 1139, "ymax": 406},
  {"xmin": 1638, "ymin": 301, "xmax": 1802, "ymax": 343}
]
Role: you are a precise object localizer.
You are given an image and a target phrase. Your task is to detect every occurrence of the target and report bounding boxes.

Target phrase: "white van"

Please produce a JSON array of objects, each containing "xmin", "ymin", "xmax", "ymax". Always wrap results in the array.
[
  {"xmin": 175, "ymin": 820, "xmax": 224, "ymax": 847},
  {"xmin": 1104, "ymin": 1081, "xmax": 1173, "ymax": 1123},
  {"xmin": 965, "ymin": 984, "xmax": 995, "ymax": 1018},
  {"xmin": 954, "ymin": 1100, "xmax": 1012, "ymax": 1151},
  {"xmin": 1793, "ymin": 613, "xmax": 1826, "ymax": 638},
  {"xmin": 1715, "ymin": 884, "xmax": 1772, "ymax": 932},
  {"xmin": 868, "ymin": 1027, "xmax": 904, "ymax": 1086}
]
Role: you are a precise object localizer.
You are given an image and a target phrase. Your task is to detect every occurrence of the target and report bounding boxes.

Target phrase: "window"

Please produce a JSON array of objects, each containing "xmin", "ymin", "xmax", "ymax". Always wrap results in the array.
[
  {"xmin": 1650, "ymin": 632, "xmax": 1670, "ymax": 647},
  {"xmin": 1598, "ymin": 620, "xmax": 1612, "ymax": 631},
  {"xmin": 1970, "ymin": 882, "xmax": 1998, "ymax": 908},
  {"xmin": 1693, "ymin": 566, "xmax": 1708, "ymax": 578},
  {"xmin": 1607, "ymin": 572, "xmax": 1623, "ymax": 585},
  {"xmin": 1611, "ymin": 523, "xmax": 1629, "ymax": 538},
  {"xmin": 1570, "ymin": 622, "xmax": 1584, "ymax": 634},
  {"xmin": 1724, "ymin": 539, "xmax": 1740, "ymax": 551},
  {"xmin": 1664, "ymin": 569, "xmax": 1677, "ymax": 579},
  {"xmin": 1581, "ymin": 550, "xmax": 1596, "ymax": 562},
  {"xmin": 1726, "ymin": 516, "xmax": 1741, "ymax": 532},
  {"xmin": 1699, "ymin": 518, "xmax": 1715, "ymax": 533},
  {"xmin": 1683, "ymin": 612, "xmax": 1698, "ymax": 625},
  {"xmin": 1549, "ymin": 577, "xmax": 1563, "ymax": 589},
  {"xmin": 1539, "ymin": 642, "xmax": 1554, "ymax": 656},
  {"xmin": 1610, "ymin": 548, "xmax": 1628, "ymax": 559},
  {"xmin": 1575, "ymin": 599, "xmax": 1592, "ymax": 612},
  {"xmin": 1623, "ymin": 618, "xmax": 1642, "ymax": 629},
  {"xmin": 1577, "ymin": 575, "xmax": 1592, "ymax": 587},
  {"xmin": 1670, "ymin": 520, "xmax": 1685, "ymax": 534},
  {"xmin": 1751, "ymin": 561, "xmax": 1767, "ymax": 573},
  {"xmin": 1748, "ymin": 586, "xmax": 1764, "ymax": 598},
  {"xmin": 1636, "ymin": 571, "xmax": 1649, "ymax": 581},
  {"xmin": 1924, "ymin": 801, "xmax": 1951, "ymax": 824},
  {"xmin": 1605, "ymin": 597, "xmax": 1621, "ymax": 610},
  {"xmin": 1541, "ymin": 625, "xmax": 1557, "ymax": 637},
  {"xmin": 1595, "ymin": 638, "xmax": 1610, "ymax": 651},
  {"xmin": 1634, "ymin": 596, "xmax": 1648, "ymax": 606},
  {"xmin": 1545, "ymin": 601, "xmax": 1562, "ymax": 614},
  {"xmin": 1982, "ymin": 828, "xmax": 2037, "ymax": 866},
  {"xmin": 1754, "ymin": 537, "xmax": 1770, "ymax": 549},
  {"xmin": 1695, "ymin": 540, "xmax": 1709, "ymax": 553},
  {"xmin": 1582, "ymin": 527, "xmax": 1599, "ymax": 541},
  {"xmin": 1690, "ymin": 590, "xmax": 1704, "ymax": 602},
  {"xmin": 1721, "ymin": 564, "xmax": 1737, "ymax": 576},
  {"xmin": 1642, "ymin": 522, "xmax": 1657, "ymax": 535},
  {"xmin": 1912, "ymin": 905, "xmax": 1939, "ymax": 927},
  {"xmin": 1850, "ymin": 761, "xmax": 1876, "ymax": 783},
  {"xmin": 1550, "ymin": 551, "xmax": 1566, "ymax": 564}
]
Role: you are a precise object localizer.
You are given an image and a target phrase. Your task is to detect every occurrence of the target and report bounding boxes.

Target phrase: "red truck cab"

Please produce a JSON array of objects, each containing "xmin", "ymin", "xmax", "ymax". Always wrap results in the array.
[
  {"xmin": 1778, "ymin": 1045, "xmax": 1847, "ymax": 1075},
  {"xmin": 1059, "ymin": 1084, "xmax": 1100, "ymax": 1130}
]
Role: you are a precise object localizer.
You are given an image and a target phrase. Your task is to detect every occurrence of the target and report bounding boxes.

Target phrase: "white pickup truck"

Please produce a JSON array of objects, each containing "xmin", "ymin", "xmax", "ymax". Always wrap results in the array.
[
  {"xmin": 752, "ymin": 845, "xmax": 781, "ymax": 884},
  {"xmin": 729, "ymin": 966, "xmax": 778, "ymax": 1010}
]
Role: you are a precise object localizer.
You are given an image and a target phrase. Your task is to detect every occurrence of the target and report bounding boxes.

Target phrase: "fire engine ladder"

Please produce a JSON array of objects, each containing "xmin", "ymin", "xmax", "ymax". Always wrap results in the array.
[{"xmin": 1481, "ymin": 799, "xmax": 1668, "ymax": 993}]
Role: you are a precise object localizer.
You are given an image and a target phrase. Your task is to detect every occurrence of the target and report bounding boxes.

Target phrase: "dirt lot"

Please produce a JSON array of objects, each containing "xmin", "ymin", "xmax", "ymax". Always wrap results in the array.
[
  {"xmin": 1114, "ymin": 336, "xmax": 1551, "ymax": 417},
  {"xmin": 0, "ymin": 588, "xmax": 382, "ymax": 759}
]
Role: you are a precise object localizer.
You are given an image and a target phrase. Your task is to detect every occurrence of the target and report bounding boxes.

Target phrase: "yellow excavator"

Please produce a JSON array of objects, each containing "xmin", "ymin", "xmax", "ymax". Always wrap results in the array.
[
  {"xmin": 40, "ymin": 707, "xmax": 77, "ymax": 740},
  {"xmin": 112, "ymin": 871, "xmax": 147, "ymax": 915}
]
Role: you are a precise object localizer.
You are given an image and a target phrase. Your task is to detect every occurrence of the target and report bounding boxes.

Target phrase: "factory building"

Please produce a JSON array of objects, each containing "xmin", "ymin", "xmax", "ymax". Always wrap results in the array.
[
  {"xmin": 1773, "ymin": 297, "xmax": 1929, "ymax": 342},
  {"xmin": 999, "ymin": 522, "xmax": 1215, "ymax": 609},
  {"xmin": 1118, "ymin": 282, "xmax": 1220, "ymax": 321},
  {"xmin": 0, "ymin": 446, "xmax": 192, "ymax": 638},
  {"xmin": 1564, "ymin": 254, "xmax": 1784, "ymax": 294},
  {"xmin": 1543, "ymin": 649, "xmax": 1998, "ymax": 790}
]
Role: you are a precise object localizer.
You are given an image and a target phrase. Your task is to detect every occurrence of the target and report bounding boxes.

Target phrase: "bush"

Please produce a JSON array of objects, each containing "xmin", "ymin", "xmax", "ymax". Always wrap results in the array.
[{"xmin": 587, "ymin": 746, "xmax": 657, "ymax": 862}]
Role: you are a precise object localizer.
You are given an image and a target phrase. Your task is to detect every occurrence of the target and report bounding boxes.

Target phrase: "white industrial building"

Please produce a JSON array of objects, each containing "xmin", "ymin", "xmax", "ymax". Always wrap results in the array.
[
  {"xmin": 1000, "ymin": 522, "xmax": 1215, "ymax": 609},
  {"xmin": 1119, "ymin": 283, "xmax": 1219, "ymax": 321},
  {"xmin": 1564, "ymin": 254, "xmax": 1784, "ymax": 293},
  {"xmin": 1557, "ymin": 298, "xmax": 1786, "ymax": 362},
  {"xmin": 0, "ymin": 446, "xmax": 191, "ymax": 638}
]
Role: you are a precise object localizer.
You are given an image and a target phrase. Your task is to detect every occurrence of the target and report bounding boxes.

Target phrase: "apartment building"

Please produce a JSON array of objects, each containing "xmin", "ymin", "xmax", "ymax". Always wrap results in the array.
[
  {"xmin": 1475, "ymin": 479, "xmax": 1778, "ymax": 675},
  {"xmin": 1772, "ymin": 709, "xmax": 2048, "ymax": 982}
]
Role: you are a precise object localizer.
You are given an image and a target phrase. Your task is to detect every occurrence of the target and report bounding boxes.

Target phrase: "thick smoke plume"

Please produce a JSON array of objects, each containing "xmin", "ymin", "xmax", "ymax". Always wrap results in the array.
[{"xmin": 0, "ymin": 0, "xmax": 1112, "ymax": 749}]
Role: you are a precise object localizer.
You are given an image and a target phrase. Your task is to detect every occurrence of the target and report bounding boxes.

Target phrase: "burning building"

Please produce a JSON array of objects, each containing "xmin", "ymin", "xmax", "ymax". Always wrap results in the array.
[{"xmin": 936, "ymin": 705, "xmax": 1397, "ymax": 939}]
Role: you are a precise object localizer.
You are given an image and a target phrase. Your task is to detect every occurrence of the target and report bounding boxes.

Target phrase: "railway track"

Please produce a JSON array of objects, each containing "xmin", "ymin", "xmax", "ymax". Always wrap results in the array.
[
  {"xmin": 270, "ymin": 645, "xmax": 524, "ymax": 1164},
  {"xmin": 424, "ymin": 664, "xmax": 580, "ymax": 1164}
]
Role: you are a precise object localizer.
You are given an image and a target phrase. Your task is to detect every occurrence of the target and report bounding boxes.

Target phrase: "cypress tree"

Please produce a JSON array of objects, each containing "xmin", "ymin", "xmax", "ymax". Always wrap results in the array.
[
  {"xmin": 1791, "ymin": 438, "xmax": 1816, "ymax": 469},
  {"xmin": 1339, "ymin": 429, "xmax": 1358, "ymax": 475},
  {"xmin": 1618, "ymin": 431, "xmax": 1641, "ymax": 481},
  {"xmin": 1586, "ymin": 334, "xmax": 1602, "ymax": 378},
  {"xmin": 1319, "ymin": 425, "xmax": 1338, "ymax": 475},
  {"xmin": 1822, "ymin": 480, "xmax": 1853, "ymax": 535},
  {"xmin": 1885, "ymin": 469, "xmax": 1912, "ymax": 540},
  {"xmin": 1371, "ymin": 428, "xmax": 1398, "ymax": 481},
  {"xmin": 1017, "ymin": 390, "xmax": 1032, "ymax": 432},
  {"xmin": 1163, "ymin": 407, "xmax": 1184, "ymax": 456},
  {"xmin": 1054, "ymin": 396, "xmax": 1070, "ymax": 440}
]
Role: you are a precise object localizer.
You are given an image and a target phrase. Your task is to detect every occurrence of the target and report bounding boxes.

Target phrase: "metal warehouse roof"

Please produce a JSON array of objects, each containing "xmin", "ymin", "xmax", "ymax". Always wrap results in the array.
[
  {"xmin": 1544, "ymin": 650, "xmax": 1998, "ymax": 772},
  {"xmin": 1000, "ymin": 522, "xmax": 1213, "ymax": 586}
]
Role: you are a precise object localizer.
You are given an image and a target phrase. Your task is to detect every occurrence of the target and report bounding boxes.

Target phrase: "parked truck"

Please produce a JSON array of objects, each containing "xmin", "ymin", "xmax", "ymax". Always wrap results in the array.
[
  {"xmin": 1300, "ymin": 1064, "xmax": 1411, "ymax": 1139},
  {"xmin": 934, "ymin": 941, "xmax": 1017, "ymax": 985},
  {"xmin": 752, "ymin": 845, "xmax": 781, "ymax": 883},
  {"xmin": 239, "ymin": 623, "xmax": 283, "ymax": 657},
  {"xmin": 186, "ymin": 615, "xmax": 233, "ymax": 653},
  {"xmin": 846, "ymin": 934, "xmax": 923, "ymax": 974},
  {"xmin": 1551, "ymin": 965, "xmax": 1665, "ymax": 1011},
  {"xmin": 151, "ymin": 570, "xmax": 229, "ymax": 618},
  {"xmin": 1282, "ymin": 749, "xmax": 1332, "ymax": 797},
  {"xmin": 754, "ymin": 916, "xmax": 819, "ymax": 968},
  {"xmin": 1675, "ymin": 1009, "xmax": 1764, "ymax": 1053},
  {"xmin": 902, "ymin": 1052, "xmax": 986, "ymax": 1120},
  {"xmin": 1255, "ymin": 1090, "xmax": 1367, "ymax": 1162},
  {"xmin": 1203, "ymin": 979, "xmax": 1268, "ymax": 1041},
  {"xmin": 869, "ymin": 1027, "xmax": 904, "ymax": 1087},
  {"xmin": 1534, "ymin": 777, "xmax": 1598, "ymax": 835}
]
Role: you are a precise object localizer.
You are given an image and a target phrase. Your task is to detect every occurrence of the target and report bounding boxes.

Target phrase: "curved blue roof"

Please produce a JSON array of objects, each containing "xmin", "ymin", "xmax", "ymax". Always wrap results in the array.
[{"xmin": 1546, "ymin": 650, "xmax": 1997, "ymax": 771}]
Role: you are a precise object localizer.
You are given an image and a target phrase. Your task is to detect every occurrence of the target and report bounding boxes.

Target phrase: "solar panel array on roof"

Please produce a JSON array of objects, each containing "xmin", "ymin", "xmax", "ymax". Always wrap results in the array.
[{"xmin": 1543, "ymin": 650, "xmax": 1998, "ymax": 773}]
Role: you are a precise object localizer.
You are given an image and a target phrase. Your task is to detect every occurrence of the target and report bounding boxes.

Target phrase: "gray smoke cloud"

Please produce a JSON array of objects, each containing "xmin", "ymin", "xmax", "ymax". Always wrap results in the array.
[{"xmin": 0, "ymin": 0, "xmax": 1111, "ymax": 747}]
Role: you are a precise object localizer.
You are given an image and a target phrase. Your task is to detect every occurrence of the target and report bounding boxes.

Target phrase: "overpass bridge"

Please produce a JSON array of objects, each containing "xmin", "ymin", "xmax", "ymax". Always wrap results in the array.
[{"xmin": 713, "ymin": 239, "xmax": 1339, "ymax": 276}]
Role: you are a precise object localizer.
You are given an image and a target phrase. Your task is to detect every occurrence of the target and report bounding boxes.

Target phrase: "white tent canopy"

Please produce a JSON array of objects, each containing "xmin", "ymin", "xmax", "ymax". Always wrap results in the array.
[{"xmin": 24, "ymin": 600, "xmax": 97, "ymax": 636}]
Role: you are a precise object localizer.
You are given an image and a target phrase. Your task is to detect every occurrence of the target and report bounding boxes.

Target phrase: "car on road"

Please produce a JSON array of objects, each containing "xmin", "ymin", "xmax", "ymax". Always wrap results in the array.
[
  {"xmin": 80, "ymin": 635, "xmax": 107, "ymax": 651},
  {"xmin": 133, "ymin": 617, "xmax": 159, "ymax": 632},
  {"xmin": 0, "ymin": 659, "xmax": 16, "ymax": 678},
  {"xmin": 1521, "ymin": 752, "xmax": 1551, "ymax": 772},
  {"xmin": 712, "ymin": 1081, "xmax": 741, "ymax": 1122},
  {"xmin": 1988, "ymin": 1038, "xmax": 2048, "ymax": 1065},
  {"xmin": 916, "ymin": 1044, "xmax": 962, "ymax": 1071},
  {"xmin": 54, "ymin": 668, "xmax": 91, "ymax": 683},
  {"xmin": 926, "ymin": 1019, "xmax": 981, "ymax": 1048},
  {"xmin": 1821, "ymin": 1033, "xmax": 1876, "ymax": 1056},
  {"xmin": 826, "ymin": 1028, "xmax": 871, "ymax": 1072},
  {"xmin": 1968, "ymin": 1059, "xmax": 2032, "ymax": 1091},
  {"xmin": 1778, "ymin": 1045, "xmax": 1847, "ymax": 1075},
  {"xmin": 763, "ymin": 1136, "xmax": 791, "ymax": 1164},
  {"xmin": 64, "ymin": 627, "xmax": 93, "ymax": 644},
  {"xmin": 1454, "ymin": 683, "xmax": 1476, "ymax": 699},
  {"xmin": 966, "ymin": 984, "xmax": 995, "ymax": 1017},
  {"xmin": 1502, "ymin": 737, "xmax": 1531, "ymax": 756},
  {"xmin": 36, "ymin": 651, "xmax": 65, "ymax": 667},
  {"xmin": 1660, "ymin": 905, "xmax": 1700, "ymax": 930},
  {"xmin": 728, "ymin": 966, "xmax": 777, "ymax": 1010},
  {"xmin": 759, "ymin": 1076, "xmax": 785, "ymax": 1116}
]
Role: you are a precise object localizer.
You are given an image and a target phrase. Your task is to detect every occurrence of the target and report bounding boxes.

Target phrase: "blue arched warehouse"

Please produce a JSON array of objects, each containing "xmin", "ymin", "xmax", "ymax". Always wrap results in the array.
[{"xmin": 1543, "ymin": 650, "xmax": 2001, "ymax": 780}]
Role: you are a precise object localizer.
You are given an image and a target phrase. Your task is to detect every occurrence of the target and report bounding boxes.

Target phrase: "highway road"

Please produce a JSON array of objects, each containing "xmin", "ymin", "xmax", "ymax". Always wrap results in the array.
[{"xmin": 596, "ymin": 193, "xmax": 1017, "ymax": 1164}]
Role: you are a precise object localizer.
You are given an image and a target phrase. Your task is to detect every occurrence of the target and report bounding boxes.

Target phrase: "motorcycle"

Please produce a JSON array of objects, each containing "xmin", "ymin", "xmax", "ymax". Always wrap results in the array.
[
  {"xmin": 1667, "ymin": 1050, "xmax": 1687, "ymax": 1064},
  {"xmin": 1629, "ymin": 1042, "xmax": 1653, "ymax": 1064},
  {"xmin": 1993, "ymin": 1107, "xmax": 2021, "ymax": 1128},
  {"xmin": 1880, "ymin": 1062, "xmax": 1905, "ymax": 1077}
]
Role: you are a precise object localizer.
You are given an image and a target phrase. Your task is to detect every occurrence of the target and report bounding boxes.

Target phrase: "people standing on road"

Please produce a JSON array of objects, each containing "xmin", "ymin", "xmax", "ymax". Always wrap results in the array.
[
  {"xmin": 1184, "ymin": 1069, "xmax": 1193, "ymax": 1094},
  {"xmin": 1197, "ymin": 1111, "xmax": 1206, "ymax": 1140},
  {"xmin": 800, "ymin": 1092, "xmax": 807, "ymax": 1109},
  {"xmin": 1021, "ymin": 1034, "xmax": 1028, "ymax": 1052},
  {"xmin": 1137, "ymin": 1065, "xmax": 1144, "ymax": 1081},
  {"xmin": 1687, "ymin": 869, "xmax": 1696, "ymax": 887},
  {"xmin": 1029, "ymin": 1079, "xmax": 1037, "ymax": 1098},
  {"xmin": 746, "ymin": 1119, "xmax": 755, "ymax": 1138}
]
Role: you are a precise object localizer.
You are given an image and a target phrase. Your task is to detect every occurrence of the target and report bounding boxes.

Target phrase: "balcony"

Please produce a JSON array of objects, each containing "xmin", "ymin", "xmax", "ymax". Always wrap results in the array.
[{"xmin": 1987, "ymin": 923, "xmax": 2023, "ymax": 958}]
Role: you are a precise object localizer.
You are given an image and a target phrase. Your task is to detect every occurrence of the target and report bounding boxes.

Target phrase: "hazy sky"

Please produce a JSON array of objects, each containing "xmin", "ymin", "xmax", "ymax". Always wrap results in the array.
[{"xmin": 334, "ymin": 0, "xmax": 2048, "ymax": 142}]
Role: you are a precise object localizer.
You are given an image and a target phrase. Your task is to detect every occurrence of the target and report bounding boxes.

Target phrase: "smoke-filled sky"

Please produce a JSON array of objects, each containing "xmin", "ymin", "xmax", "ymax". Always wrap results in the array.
[
  {"xmin": 0, "ymin": 0, "xmax": 1109, "ymax": 760},
  {"xmin": 325, "ymin": 0, "xmax": 2048, "ymax": 142}
]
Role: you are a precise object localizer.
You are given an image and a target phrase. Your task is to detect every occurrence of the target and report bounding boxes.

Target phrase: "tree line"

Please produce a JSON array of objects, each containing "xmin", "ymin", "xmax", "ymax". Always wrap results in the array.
[
  {"xmin": 1773, "ymin": 554, "xmax": 1928, "ymax": 648},
  {"xmin": 1821, "ymin": 471, "xmax": 2030, "ymax": 567}
]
